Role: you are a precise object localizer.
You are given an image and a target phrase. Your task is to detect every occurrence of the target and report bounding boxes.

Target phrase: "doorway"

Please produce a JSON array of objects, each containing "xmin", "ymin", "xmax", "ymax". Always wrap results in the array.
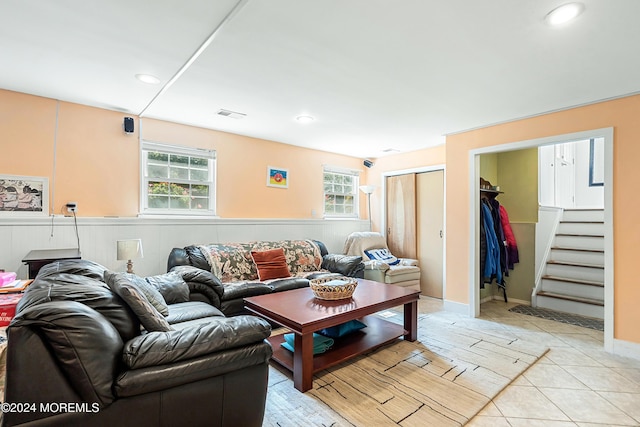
[{"xmin": 469, "ymin": 128, "xmax": 614, "ymax": 350}]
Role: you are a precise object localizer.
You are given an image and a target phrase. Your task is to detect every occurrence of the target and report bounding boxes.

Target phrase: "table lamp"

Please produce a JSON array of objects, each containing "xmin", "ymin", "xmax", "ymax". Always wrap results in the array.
[{"xmin": 116, "ymin": 239, "xmax": 143, "ymax": 274}]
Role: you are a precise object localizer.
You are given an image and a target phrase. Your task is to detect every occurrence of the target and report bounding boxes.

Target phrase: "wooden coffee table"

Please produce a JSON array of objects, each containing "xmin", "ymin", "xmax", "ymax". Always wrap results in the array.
[{"xmin": 244, "ymin": 279, "xmax": 419, "ymax": 392}]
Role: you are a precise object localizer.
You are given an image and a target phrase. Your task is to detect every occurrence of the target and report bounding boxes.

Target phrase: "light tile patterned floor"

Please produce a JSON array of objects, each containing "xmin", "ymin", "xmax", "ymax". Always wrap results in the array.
[{"xmin": 468, "ymin": 300, "xmax": 640, "ymax": 426}]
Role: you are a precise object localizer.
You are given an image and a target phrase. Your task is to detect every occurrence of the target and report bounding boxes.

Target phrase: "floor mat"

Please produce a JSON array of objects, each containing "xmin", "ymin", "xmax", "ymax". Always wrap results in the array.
[{"xmin": 509, "ymin": 304, "xmax": 604, "ymax": 331}]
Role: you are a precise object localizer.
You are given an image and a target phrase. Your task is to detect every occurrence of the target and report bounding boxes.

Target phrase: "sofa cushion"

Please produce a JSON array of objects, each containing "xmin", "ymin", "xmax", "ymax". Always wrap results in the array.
[
  {"xmin": 198, "ymin": 240, "xmax": 323, "ymax": 284},
  {"xmin": 267, "ymin": 277, "xmax": 310, "ymax": 293},
  {"xmin": 104, "ymin": 271, "xmax": 173, "ymax": 332},
  {"xmin": 251, "ymin": 240, "xmax": 323, "ymax": 275},
  {"xmin": 145, "ymin": 271, "xmax": 190, "ymax": 304},
  {"xmin": 125, "ymin": 273, "xmax": 169, "ymax": 316},
  {"xmin": 198, "ymin": 242, "xmax": 256, "ymax": 283},
  {"xmin": 122, "ymin": 315, "xmax": 272, "ymax": 369},
  {"xmin": 221, "ymin": 281, "xmax": 272, "ymax": 301},
  {"xmin": 165, "ymin": 301, "xmax": 225, "ymax": 325},
  {"xmin": 251, "ymin": 248, "xmax": 291, "ymax": 281}
]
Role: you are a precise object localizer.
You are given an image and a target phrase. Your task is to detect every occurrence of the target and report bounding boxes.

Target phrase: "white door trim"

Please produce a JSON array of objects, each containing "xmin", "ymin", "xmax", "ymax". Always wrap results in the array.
[{"xmin": 468, "ymin": 127, "xmax": 614, "ymax": 351}]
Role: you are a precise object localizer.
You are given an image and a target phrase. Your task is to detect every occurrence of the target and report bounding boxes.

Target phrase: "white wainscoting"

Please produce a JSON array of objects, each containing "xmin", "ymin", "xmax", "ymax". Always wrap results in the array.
[{"xmin": 0, "ymin": 217, "xmax": 370, "ymax": 279}]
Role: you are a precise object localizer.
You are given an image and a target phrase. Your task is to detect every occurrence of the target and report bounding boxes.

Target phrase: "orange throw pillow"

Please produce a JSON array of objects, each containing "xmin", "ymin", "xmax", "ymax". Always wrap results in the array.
[{"xmin": 251, "ymin": 248, "xmax": 291, "ymax": 281}]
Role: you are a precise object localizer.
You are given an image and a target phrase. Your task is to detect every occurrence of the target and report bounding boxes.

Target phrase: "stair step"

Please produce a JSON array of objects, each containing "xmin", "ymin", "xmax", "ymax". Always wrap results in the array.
[
  {"xmin": 562, "ymin": 209, "xmax": 605, "ymax": 222},
  {"xmin": 554, "ymin": 234, "xmax": 604, "ymax": 250},
  {"xmin": 545, "ymin": 261, "xmax": 605, "ymax": 282},
  {"xmin": 560, "ymin": 221, "xmax": 604, "ymax": 224},
  {"xmin": 551, "ymin": 246, "xmax": 604, "ymax": 253},
  {"xmin": 537, "ymin": 291, "xmax": 604, "ymax": 306},
  {"xmin": 542, "ymin": 275, "xmax": 604, "ymax": 287},
  {"xmin": 547, "ymin": 260, "xmax": 603, "ymax": 269},
  {"xmin": 558, "ymin": 221, "xmax": 604, "ymax": 236},
  {"xmin": 535, "ymin": 294, "xmax": 604, "ymax": 319},
  {"xmin": 555, "ymin": 233, "xmax": 604, "ymax": 238},
  {"xmin": 549, "ymin": 247, "xmax": 604, "ymax": 265},
  {"xmin": 541, "ymin": 276, "xmax": 604, "ymax": 300}
]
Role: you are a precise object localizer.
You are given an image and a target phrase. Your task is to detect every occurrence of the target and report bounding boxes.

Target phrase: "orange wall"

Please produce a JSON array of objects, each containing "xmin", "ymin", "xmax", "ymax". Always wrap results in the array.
[
  {"xmin": 0, "ymin": 89, "xmax": 366, "ymax": 219},
  {"xmin": 445, "ymin": 94, "xmax": 640, "ymax": 344},
  {"xmin": 0, "ymin": 91, "xmax": 57, "ymax": 194},
  {"xmin": 143, "ymin": 119, "xmax": 366, "ymax": 218}
]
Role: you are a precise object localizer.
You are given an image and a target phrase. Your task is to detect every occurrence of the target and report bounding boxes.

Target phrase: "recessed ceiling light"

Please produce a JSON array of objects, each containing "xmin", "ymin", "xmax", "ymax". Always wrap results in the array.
[
  {"xmin": 135, "ymin": 74, "xmax": 161, "ymax": 84},
  {"xmin": 545, "ymin": 3, "xmax": 585, "ymax": 26},
  {"xmin": 296, "ymin": 115, "xmax": 315, "ymax": 123}
]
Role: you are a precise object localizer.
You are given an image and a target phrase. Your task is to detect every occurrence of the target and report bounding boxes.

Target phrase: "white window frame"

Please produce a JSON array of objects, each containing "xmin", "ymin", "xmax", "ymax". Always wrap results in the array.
[
  {"xmin": 323, "ymin": 166, "xmax": 360, "ymax": 218},
  {"xmin": 140, "ymin": 141, "xmax": 216, "ymax": 216}
]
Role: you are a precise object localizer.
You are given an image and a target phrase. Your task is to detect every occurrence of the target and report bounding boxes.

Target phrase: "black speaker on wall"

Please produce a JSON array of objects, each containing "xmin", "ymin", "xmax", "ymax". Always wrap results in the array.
[
  {"xmin": 123, "ymin": 117, "xmax": 134, "ymax": 134},
  {"xmin": 363, "ymin": 159, "xmax": 374, "ymax": 168}
]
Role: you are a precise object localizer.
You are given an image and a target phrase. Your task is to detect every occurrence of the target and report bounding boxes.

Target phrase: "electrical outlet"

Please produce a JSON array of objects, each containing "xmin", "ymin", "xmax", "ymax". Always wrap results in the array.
[{"xmin": 66, "ymin": 202, "xmax": 78, "ymax": 213}]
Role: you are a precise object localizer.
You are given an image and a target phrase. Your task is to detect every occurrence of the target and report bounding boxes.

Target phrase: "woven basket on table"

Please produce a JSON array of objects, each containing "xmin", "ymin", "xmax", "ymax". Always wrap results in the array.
[{"xmin": 309, "ymin": 276, "xmax": 358, "ymax": 300}]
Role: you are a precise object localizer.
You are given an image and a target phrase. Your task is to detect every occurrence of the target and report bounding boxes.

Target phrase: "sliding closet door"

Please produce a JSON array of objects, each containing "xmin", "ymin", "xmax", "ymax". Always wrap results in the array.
[
  {"xmin": 385, "ymin": 174, "xmax": 417, "ymax": 259},
  {"xmin": 417, "ymin": 170, "xmax": 444, "ymax": 298}
]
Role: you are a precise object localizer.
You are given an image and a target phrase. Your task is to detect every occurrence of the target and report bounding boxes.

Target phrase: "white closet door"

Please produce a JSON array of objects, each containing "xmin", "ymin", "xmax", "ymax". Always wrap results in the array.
[{"xmin": 417, "ymin": 170, "xmax": 444, "ymax": 298}]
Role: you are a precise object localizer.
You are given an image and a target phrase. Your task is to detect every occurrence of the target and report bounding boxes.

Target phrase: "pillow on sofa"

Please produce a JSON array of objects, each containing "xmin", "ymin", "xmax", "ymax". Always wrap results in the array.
[
  {"xmin": 104, "ymin": 271, "xmax": 173, "ymax": 332},
  {"xmin": 251, "ymin": 248, "xmax": 291, "ymax": 281},
  {"xmin": 145, "ymin": 271, "xmax": 190, "ymax": 304},
  {"xmin": 125, "ymin": 273, "xmax": 169, "ymax": 316},
  {"xmin": 364, "ymin": 248, "xmax": 400, "ymax": 265}
]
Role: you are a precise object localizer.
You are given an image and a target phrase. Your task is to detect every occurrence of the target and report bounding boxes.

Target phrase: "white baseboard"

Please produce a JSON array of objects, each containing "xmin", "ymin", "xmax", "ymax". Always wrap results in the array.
[
  {"xmin": 480, "ymin": 295, "xmax": 530, "ymax": 305},
  {"xmin": 443, "ymin": 299, "xmax": 469, "ymax": 316},
  {"xmin": 612, "ymin": 338, "xmax": 640, "ymax": 361}
]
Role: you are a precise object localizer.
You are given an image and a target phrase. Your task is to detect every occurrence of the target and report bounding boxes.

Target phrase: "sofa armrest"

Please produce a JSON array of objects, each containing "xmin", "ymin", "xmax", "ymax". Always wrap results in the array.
[
  {"xmin": 115, "ymin": 342, "xmax": 271, "ymax": 398},
  {"xmin": 399, "ymin": 258, "xmax": 419, "ymax": 266},
  {"xmin": 123, "ymin": 315, "xmax": 271, "ymax": 369},
  {"xmin": 321, "ymin": 254, "xmax": 364, "ymax": 278},
  {"xmin": 363, "ymin": 260, "xmax": 390, "ymax": 271},
  {"xmin": 167, "ymin": 245, "xmax": 211, "ymax": 272},
  {"xmin": 170, "ymin": 265, "xmax": 224, "ymax": 307},
  {"xmin": 167, "ymin": 247, "xmax": 189, "ymax": 271}
]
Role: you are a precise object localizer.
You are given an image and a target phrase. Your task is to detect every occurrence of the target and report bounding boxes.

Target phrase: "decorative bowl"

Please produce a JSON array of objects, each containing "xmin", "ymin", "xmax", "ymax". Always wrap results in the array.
[{"xmin": 309, "ymin": 276, "xmax": 358, "ymax": 300}]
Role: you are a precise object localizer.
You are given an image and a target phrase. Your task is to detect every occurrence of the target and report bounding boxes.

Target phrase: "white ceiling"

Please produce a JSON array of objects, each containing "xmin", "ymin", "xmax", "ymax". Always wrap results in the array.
[{"xmin": 2, "ymin": 0, "xmax": 639, "ymax": 159}]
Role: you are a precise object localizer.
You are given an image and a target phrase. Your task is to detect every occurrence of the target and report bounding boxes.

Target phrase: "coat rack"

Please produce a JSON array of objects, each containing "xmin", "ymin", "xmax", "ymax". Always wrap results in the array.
[{"xmin": 480, "ymin": 177, "xmax": 508, "ymax": 302}]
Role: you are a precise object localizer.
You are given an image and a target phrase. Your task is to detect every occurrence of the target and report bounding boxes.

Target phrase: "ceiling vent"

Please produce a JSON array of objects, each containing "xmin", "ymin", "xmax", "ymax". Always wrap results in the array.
[
  {"xmin": 216, "ymin": 109, "xmax": 246, "ymax": 119},
  {"xmin": 382, "ymin": 148, "xmax": 400, "ymax": 153}
]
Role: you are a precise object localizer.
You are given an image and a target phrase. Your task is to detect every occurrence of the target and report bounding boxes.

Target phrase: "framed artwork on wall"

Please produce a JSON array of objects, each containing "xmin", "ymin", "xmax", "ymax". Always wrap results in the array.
[
  {"xmin": 267, "ymin": 166, "xmax": 288, "ymax": 189},
  {"xmin": 0, "ymin": 175, "xmax": 49, "ymax": 216}
]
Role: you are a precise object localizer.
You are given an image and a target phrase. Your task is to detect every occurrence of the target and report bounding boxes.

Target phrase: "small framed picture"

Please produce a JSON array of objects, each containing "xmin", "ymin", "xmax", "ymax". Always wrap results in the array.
[
  {"xmin": 267, "ymin": 166, "xmax": 288, "ymax": 189},
  {"xmin": 0, "ymin": 175, "xmax": 49, "ymax": 216}
]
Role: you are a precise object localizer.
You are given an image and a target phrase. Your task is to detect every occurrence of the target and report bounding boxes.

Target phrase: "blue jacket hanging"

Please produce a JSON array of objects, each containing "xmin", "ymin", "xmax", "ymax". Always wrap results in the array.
[{"xmin": 481, "ymin": 201, "xmax": 502, "ymax": 285}]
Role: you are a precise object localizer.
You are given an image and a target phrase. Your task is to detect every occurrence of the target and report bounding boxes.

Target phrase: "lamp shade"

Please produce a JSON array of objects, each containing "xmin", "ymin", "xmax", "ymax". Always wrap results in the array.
[
  {"xmin": 359, "ymin": 185, "xmax": 376, "ymax": 194},
  {"xmin": 116, "ymin": 239, "xmax": 144, "ymax": 261}
]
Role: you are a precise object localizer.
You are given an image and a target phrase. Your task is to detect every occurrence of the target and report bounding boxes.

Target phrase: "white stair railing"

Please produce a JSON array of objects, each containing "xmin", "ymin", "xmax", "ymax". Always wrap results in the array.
[{"xmin": 532, "ymin": 206, "xmax": 563, "ymax": 307}]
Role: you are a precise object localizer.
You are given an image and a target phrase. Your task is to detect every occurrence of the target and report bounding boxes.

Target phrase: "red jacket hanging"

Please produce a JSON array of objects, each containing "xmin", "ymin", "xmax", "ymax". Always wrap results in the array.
[{"xmin": 499, "ymin": 205, "xmax": 519, "ymax": 269}]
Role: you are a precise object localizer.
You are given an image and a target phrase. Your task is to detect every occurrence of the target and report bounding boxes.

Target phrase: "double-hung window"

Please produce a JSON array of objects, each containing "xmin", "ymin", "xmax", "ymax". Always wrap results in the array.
[
  {"xmin": 323, "ymin": 167, "xmax": 359, "ymax": 218},
  {"xmin": 141, "ymin": 141, "xmax": 216, "ymax": 216}
]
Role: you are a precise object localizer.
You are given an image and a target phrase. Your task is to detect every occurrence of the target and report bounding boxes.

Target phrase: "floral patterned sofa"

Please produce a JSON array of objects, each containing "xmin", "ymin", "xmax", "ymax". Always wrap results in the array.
[{"xmin": 167, "ymin": 239, "xmax": 364, "ymax": 316}]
